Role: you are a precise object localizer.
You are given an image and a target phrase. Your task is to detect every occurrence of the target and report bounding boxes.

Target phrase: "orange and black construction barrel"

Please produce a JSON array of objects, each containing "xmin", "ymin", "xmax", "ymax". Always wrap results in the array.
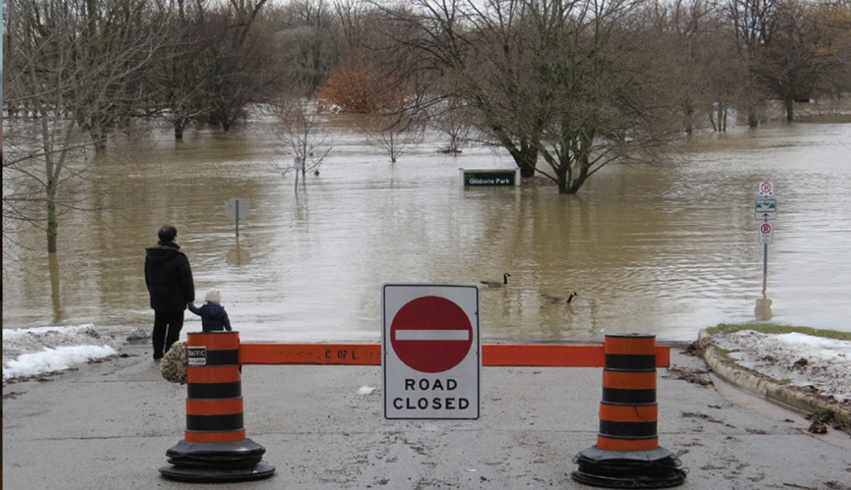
[
  {"xmin": 572, "ymin": 334, "xmax": 685, "ymax": 488},
  {"xmin": 160, "ymin": 331, "xmax": 275, "ymax": 483}
]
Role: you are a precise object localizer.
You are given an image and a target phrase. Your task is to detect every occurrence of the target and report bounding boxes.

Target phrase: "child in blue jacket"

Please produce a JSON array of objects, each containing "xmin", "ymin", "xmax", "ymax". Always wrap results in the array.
[{"xmin": 188, "ymin": 289, "xmax": 232, "ymax": 332}]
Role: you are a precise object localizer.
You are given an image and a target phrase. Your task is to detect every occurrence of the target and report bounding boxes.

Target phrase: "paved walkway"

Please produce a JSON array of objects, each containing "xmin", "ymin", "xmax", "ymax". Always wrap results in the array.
[{"xmin": 3, "ymin": 343, "xmax": 850, "ymax": 489}]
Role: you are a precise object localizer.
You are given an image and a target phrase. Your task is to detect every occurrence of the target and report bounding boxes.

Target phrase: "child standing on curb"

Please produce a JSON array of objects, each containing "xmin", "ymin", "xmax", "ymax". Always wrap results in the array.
[{"xmin": 188, "ymin": 289, "xmax": 232, "ymax": 332}]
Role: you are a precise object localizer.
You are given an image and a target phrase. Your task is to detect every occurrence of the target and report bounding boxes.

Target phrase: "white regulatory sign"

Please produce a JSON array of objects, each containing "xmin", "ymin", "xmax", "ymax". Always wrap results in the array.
[
  {"xmin": 758, "ymin": 181, "xmax": 774, "ymax": 198},
  {"xmin": 187, "ymin": 346, "xmax": 207, "ymax": 366},
  {"xmin": 759, "ymin": 222, "xmax": 774, "ymax": 244},
  {"xmin": 755, "ymin": 199, "xmax": 777, "ymax": 220},
  {"xmin": 382, "ymin": 284, "xmax": 480, "ymax": 420}
]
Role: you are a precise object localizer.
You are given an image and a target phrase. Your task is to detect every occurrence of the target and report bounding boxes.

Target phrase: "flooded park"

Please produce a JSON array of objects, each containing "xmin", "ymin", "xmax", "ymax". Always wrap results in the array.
[{"xmin": 2, "ymin": 117, "xmax": 851, "ymax": 343}]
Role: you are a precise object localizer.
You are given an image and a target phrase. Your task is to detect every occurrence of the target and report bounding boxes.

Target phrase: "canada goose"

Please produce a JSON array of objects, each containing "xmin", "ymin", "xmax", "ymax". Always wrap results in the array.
[
  {"xmin": 480, "ymin": 273, "xmax": 510, "ymax": 288},
  {"xmin": 542, "ymin": 291, "xmax": 577, "ymax": 305}
]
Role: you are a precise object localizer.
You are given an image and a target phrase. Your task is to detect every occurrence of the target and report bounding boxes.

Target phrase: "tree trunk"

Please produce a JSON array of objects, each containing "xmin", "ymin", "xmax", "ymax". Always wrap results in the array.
[
  {"xmin": 784, "ymin": 97, "xmax": 794, "ymax": 122},
  {"xmin": 557, "ymin": 172, "xmax": 570, "ymax": 194},
  {"xmin": 748, "ymin": 110, "xmax": 759, "ymax": 128},
  {"xmin": 682, "ymin": 101, "xmax": 694, "ymax": 136},
  {"xmin": 174, "ymin": 123, "xmax": 185, "ymax": 140},
  {"xmin": 556, "ymin": 134, "xmax": 592, "ymax": 195},
  {"xmin": 506, "ymin": 140, "xmax": 538, "ymax": 178},
  {"xmin": 711, "ymin": 103, "xmax": 728, "ymax": 132},
  {"xmin": 91, "ymin": 127, "xmax": 109, "ymax": 153},
  {"xmin": 491, "ymin": 127, "xmax": 539, "ymax": 178},
  {"xmin": 49, "ymin": 253, "xmax": 62, "ymax": 322},
  {"xmin": 47, "ymin": 194, "xmax": 58, "ymax": 254},
  {"xmin": 551, "ymin": 154, "xmax": 580, "ymax": 195}
]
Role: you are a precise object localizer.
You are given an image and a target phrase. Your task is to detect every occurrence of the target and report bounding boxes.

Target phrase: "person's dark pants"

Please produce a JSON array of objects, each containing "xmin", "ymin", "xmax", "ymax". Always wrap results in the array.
[{"xmin": 152, "ymin": 310, "xmax": 184, "ymax": 359}]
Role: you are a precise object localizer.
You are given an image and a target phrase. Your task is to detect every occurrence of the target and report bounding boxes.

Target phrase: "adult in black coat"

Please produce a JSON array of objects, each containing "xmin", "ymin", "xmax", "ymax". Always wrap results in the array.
[{"xmin": 145, "ymin": 225, "xmax": 195, "ymax": 360}]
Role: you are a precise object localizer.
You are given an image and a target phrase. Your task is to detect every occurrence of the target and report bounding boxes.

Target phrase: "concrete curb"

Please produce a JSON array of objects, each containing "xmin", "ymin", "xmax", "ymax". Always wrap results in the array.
[{"xmin": 698, "ymin": 329, "xmax": 851, "ymax": 428}]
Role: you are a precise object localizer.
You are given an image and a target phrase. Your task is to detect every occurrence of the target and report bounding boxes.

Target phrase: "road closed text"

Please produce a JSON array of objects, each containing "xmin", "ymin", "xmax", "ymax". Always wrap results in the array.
[{"xmin": 392, "ymin": 378, "xmax": 470, "ymax": 410}]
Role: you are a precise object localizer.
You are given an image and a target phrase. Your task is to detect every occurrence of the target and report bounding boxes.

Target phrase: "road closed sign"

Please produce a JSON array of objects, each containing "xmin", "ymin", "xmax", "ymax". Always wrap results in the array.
[{"xmin": 382, "ymin": 284, "xmax": 480, "ymax": 420}]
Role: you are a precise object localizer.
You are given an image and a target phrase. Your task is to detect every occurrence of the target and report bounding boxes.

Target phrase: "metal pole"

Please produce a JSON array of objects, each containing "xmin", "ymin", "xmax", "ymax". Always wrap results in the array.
[
  {"xmin": 235, "ymin": 200, "xmax": 240, "ymax": 238},
  {"xmin": 762, "ymin": 242, "xmax": 768, "ymax": 298}
]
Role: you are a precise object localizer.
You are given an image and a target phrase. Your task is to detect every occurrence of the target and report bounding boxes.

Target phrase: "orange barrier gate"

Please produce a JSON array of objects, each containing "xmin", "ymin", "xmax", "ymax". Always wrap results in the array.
[
  {"xmin": 160, "ymin": 334, "xmax": 684, "ymax": 487},
  {"xmin": 237, "ymin": 342, "xmax": 671, "ymax": 368}
]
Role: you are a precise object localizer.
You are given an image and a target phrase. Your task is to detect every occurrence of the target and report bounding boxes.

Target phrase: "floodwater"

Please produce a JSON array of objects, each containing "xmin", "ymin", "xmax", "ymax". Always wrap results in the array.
[{"xmin": 2, "ymin": 118, "xmax": 850, "ymax": 343}]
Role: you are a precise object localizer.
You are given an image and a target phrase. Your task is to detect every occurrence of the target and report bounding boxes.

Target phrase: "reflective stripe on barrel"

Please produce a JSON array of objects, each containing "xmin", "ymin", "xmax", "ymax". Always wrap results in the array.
[
  {"xmin": 185, "ymin": 331, "xmax": 245, "ymax": 443},
  {"xmin": 596, "ymin": 334, "xmax": 660, "ymax": 452}
]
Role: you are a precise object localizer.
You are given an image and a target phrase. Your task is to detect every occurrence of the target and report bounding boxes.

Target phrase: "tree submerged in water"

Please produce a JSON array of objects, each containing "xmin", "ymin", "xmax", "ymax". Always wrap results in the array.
[
  {"xmin": 270, "ymin": 100, "xmax": 332, "ymax": 189},
  {"xmin": 393, "ymin": 0, "xmax": 682, "ymax": 195}
]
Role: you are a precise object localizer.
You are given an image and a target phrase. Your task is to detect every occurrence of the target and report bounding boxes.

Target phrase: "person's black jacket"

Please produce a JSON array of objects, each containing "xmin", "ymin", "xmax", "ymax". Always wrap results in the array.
[{"xmin": 145, "ymin": 242, "xmax": 194, "ymax": 312}]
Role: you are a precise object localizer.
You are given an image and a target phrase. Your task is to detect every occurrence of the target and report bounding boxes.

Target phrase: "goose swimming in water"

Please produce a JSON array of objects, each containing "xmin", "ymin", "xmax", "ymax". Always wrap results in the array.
[
  {"xmin": 542, "ymin": 291, "xmax": 577, "ymax": 304},
  {"xmin": 480, "ymin": 273, "xmax": 510, "ymax": 288}
]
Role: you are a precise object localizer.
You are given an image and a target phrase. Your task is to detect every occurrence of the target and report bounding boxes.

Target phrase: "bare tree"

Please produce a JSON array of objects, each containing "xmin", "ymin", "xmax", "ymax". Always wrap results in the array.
[
  {"xmin": 262, "ymin": 0, "xmax": 340, "ymax": 97},
  {"xmin": 3, "ymin": 0, "xmax": 164, "ymax": 253},
  {"xmin": 760, "ymin": 0, "xmax": 845, "ymax": 122},
  {"xmin": 640, "ymin": 0, "xmax": 723, "ymax": 134},
  {"xmin": 722, "ymin": 0, "xmax": 850, "ymax": 124},
  {"xmin": 145, "ymin": 0, "xmax": 214, "ymax": 139},
  {"xmin": 367, "ymin": 112, "xmax": 424, "ymax": 163},
  {"xmin": 72, "ymin": 0, "xmax": 166, "ymax": 151},
  {"xmin": 811, "ymin": 1, "xmax": 851, "ymax": 102},
  {"xmin": 333, "ymin": 0, "xmax": 371, "ymax": 51},
  {"xmin": 397, "ymin": 0, "xmax": 682, "ymax": 194},
  {"xmin": 198, "ymin": 9, "xmax": 283, "ymax": 130},
  {"xmin": 724, "ymin": 0, "xmax": 779, "ymax": 126},
  {"xmin": 429, "ymin": 97, "xmax": 473, "ymax": 153},
  {"xmin": 270, "ymin": 99, "xmax": 332, "ymax": 189}
]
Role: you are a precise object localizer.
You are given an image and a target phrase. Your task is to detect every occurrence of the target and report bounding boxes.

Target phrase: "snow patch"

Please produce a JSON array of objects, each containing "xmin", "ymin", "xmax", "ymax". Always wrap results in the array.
[{"xmin": 711, "ymin": 330, "xmax": 851, "ymax": 402}]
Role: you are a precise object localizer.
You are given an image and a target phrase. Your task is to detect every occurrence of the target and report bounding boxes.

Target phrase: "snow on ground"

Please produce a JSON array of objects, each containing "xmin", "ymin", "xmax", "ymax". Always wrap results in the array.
[
  {"xmin": 2, "ymin": 325, "xmax": 123, "ymax": 383},
  {"xmin": 710, "ymin": 330, "xmax": 851, "ymax": 403}
]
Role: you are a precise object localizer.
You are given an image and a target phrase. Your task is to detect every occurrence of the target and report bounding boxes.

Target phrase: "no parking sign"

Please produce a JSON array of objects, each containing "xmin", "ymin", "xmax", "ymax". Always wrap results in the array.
[
  {"xmin": 759, "ymin": 222, "xmax": 774, "ymax": 244},
  {"xmin": 382, "ymin": 284, "xmax": 480, "ymax": 420}
]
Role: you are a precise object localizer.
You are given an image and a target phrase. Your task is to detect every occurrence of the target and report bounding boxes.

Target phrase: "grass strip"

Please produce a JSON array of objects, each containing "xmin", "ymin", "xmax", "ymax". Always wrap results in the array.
[{"xmin": 706, "ymin": 323, "xmax": 851, "ymax": 342}]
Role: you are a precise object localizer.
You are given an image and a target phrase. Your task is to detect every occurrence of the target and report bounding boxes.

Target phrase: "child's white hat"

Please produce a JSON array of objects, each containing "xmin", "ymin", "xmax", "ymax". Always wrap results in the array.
[{"xmin": 205, "ymin": 289, "xmax": 221, "ymax": 304}]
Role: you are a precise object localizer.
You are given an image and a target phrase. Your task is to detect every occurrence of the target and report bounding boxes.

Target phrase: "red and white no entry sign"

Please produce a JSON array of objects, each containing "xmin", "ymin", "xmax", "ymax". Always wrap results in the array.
[
  {"xmin": 390, "ymin": 296, "xmax": 473, "ymax": 373},
  {"xmin": 382, "ymin": 284, "xmax": 480, "ymax": 420}
]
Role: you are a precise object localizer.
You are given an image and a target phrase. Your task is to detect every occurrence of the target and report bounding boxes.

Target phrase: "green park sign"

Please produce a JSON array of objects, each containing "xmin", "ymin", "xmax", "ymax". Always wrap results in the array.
[{"xmin": 459, "ymin": 168, "xmax": 520, "ymax": 186}]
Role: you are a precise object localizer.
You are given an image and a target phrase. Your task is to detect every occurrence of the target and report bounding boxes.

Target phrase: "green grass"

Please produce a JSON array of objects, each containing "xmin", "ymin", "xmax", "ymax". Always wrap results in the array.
[{"xmin": 706, "ymin": 323, "xmax": 851, "ymax": 342}]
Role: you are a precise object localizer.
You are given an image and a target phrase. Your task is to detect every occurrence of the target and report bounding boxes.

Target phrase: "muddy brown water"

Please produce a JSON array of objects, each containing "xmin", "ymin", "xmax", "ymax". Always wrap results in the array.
[{"xmin": 3, "ymin": 118, "xmax": 850, "ymax": 342}]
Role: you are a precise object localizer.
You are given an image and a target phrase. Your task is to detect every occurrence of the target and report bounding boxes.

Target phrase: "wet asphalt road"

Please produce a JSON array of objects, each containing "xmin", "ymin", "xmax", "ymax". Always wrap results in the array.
[{"xmin": 3, "ymin": 343, "xmax": 850, "ymax": 489}]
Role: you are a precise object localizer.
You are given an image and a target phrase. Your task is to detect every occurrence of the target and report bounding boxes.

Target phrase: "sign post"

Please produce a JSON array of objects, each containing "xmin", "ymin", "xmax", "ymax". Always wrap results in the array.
[
  {"xmin": 224, "ymin": 198, "xmax": 250, "ymax": 237},
  {"xmin": 382, "ymin": 284, "xmax": 480, "ymax": 420},
  {"xmin": 754, "ymin": 181, "xmax": 776, "ymax": 320}
]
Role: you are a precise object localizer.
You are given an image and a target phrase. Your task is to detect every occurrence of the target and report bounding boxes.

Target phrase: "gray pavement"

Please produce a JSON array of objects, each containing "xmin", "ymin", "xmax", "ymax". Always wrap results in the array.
[{"xmin": 3, "ymin": 342, "xmax": 850, "ymax": 490}]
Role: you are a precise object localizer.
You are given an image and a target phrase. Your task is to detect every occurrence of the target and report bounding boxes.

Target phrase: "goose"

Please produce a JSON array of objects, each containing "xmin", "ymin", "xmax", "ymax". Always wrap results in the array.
[
  {"xmin": 480, "ymin": 273, "xmax": 510, "ymax": 288},
  {"xmin": 542, "ymin": 291, "xmax": 577, "ymax": 305}
]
